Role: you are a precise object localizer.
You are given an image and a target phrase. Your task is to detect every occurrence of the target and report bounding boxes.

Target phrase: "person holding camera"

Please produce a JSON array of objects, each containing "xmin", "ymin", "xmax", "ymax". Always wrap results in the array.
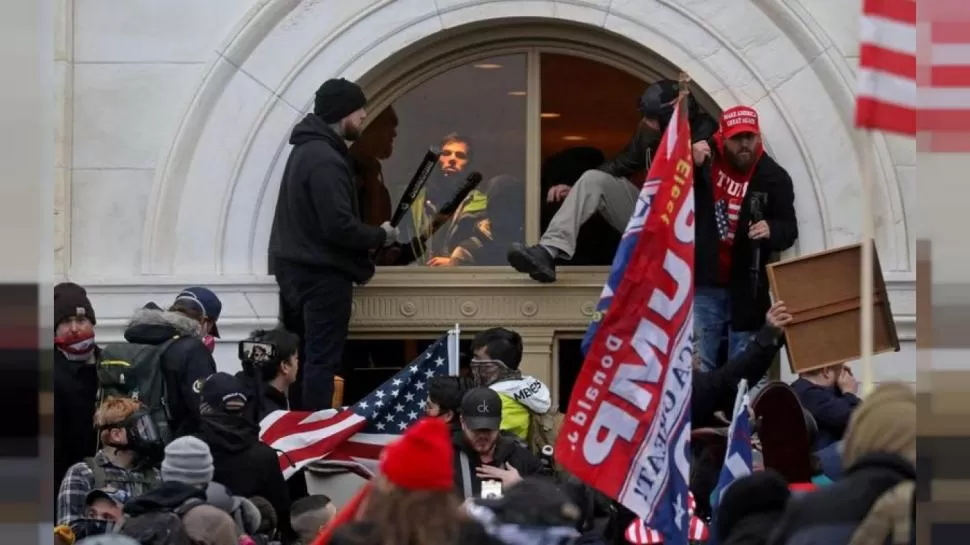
[{"xmin": 237, "ymin": 328, "xmax": 302, "ymax": 422}]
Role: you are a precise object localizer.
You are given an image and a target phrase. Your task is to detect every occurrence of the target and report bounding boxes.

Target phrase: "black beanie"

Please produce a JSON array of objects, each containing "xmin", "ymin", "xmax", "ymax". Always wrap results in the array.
[
  {"xmin": 638, "ymin": 79, "xmax": 681, "ymax": 128},
  {"xmin": 314, "ymin": 78, "xmax": 367, "ymax": 124},
  {"xmin": 715, "ymin": 470, "xmax": 790, "ymax": 542},
  {"xmin": 54, "ymin": 282, "xmax": 96, "ymax": 327}
]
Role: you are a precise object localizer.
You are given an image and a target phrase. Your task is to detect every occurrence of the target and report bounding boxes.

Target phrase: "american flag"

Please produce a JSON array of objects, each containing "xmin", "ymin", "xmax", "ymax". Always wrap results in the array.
[
  {"xmin": 259, "ymin": 333, "xmax": 453, "ymax": 479},
  {"xmin": 854, "ymin": 0, "xmax": 921, "ymax": 137},
  {"xmin": 714, "ymin": 199, "xmax": 739, "ymax": 241},
  {"xmin": 624, "ymin": 493, "xmax": 709, "ymax": 544}
]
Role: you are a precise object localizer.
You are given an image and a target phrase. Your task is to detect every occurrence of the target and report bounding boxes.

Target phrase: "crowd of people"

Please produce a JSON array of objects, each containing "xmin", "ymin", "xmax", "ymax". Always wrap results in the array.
[{"xmin": 52, "ymin": 75, "xmax": 915, "ymax": 545}]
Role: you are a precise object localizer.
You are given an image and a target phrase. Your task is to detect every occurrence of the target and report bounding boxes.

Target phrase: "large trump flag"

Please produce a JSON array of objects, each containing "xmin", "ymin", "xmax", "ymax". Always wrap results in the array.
[{"xmin": 556, "ymin": 87, "xmax": 695, "ymax": 544}]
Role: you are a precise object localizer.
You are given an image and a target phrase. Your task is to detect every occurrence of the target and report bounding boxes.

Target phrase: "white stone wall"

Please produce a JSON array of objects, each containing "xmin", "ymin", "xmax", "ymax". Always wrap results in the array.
[{"xmin": 56, "ymin": 0, "xmax": 916, "ymax": 380}]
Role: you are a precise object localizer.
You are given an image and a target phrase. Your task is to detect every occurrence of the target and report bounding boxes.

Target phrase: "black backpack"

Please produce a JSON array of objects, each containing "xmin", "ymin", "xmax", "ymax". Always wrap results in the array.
[
  {"xmin": 116, "ymin": 498, "xmax": 204, "ymax": 545},
  {"xmin": 98, "ymin": 337, "xmax": 180, "ymax": 444}
]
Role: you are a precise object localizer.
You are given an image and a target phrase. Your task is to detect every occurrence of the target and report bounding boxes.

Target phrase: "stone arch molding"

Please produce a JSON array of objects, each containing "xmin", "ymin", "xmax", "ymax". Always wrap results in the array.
[{"xmin": 142, "ymin": 0, "xmax": 910, "ymax": 278}]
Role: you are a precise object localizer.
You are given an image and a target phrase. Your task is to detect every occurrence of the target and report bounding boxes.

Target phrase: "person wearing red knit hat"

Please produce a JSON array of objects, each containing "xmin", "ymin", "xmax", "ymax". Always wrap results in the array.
[{"xmin": 313, "ymin": 417, "xmax": 497, "ymax": 545}]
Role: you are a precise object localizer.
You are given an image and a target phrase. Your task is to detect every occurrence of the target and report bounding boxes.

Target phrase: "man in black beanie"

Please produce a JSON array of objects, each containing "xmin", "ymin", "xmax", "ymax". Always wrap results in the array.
[
  {"xmin": 507, "ymin": 79, "xmax": 717, "ymax": 283},
  {"xmin": 269, "ymin": 77, "xmax": 400, "ymax": 411},
  {"xmin": 53, "ymin": 282, "xmax": 101, "ymax": 494}
]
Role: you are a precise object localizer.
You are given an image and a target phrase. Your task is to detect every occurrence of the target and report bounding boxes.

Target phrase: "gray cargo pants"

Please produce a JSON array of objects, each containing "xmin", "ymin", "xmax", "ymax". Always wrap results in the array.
[{"xmin": 540, "ymin": 169, "xmax": 640, "ymax": 259}]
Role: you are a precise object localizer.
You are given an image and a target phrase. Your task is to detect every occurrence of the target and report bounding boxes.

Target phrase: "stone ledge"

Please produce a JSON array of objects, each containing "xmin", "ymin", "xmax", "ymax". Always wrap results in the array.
[{"xmin": 76, "ymin": 268, "xmax": 917, "ymax": 342}]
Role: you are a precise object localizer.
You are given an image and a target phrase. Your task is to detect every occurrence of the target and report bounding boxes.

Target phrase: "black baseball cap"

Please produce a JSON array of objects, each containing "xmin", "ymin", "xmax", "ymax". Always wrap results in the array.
[
  {"xmin": 200, "ymin": 372, "xmax": 249, "ymax": 412},
  {"xmin": 461, "ymin": 387, "xmax": 502, "ymax": 430},
  {"xmin": 173, "ymin": 287, "xmax": 222, "ymax": 337}
]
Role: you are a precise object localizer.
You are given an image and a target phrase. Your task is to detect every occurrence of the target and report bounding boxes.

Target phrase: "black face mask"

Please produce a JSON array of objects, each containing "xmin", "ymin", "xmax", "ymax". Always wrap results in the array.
[
  {"xmin": 101, "ymin": 410, "xmax": 165, "ymax": 464},
  {"xmin": 71, "ymin": 518, "xmax": 114, "ymax": 540}
]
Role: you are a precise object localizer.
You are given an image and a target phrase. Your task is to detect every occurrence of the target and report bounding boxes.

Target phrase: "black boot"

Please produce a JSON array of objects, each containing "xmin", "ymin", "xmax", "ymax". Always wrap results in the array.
[{"xmin": 507, "ymin": 243, "xmax": 557, "ymax": 283}]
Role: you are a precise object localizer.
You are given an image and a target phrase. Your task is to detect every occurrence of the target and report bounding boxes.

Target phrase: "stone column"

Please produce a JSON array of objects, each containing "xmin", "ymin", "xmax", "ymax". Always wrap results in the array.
[
  {"xmin": 516, "ymin": 326, "xmax": 556, "ymax": 400},
  {"xmin": 54, "ymin": 0, "xmax": 73, "ymax": 279}
]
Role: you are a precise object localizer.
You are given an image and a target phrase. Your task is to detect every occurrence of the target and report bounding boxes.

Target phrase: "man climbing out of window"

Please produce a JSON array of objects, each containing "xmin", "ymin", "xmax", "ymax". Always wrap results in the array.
[
  {"xmin": 507, "ymin": 78, "xmax": 717, "ymax": 282},
  {"xmin": 469, "ymin": 327, "xmax": 551, "ymax": 441}
]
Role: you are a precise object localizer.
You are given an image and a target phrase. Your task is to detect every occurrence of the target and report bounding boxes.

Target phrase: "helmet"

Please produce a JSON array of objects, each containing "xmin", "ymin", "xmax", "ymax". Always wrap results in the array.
[{"xmin": 638, "ymin": 79, "xmax": 681, "ymax": 127}]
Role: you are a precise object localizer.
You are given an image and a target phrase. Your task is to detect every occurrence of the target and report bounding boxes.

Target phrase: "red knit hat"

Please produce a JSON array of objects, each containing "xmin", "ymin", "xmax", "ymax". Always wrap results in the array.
[{"xmin": 379, "ymin": 417, "xmax": 454, "ymax": 491}]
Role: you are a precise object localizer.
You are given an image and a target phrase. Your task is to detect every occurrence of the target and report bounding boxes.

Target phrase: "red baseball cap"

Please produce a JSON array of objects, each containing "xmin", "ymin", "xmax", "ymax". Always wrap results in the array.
[{"xmin": 720, "ymin": 106, "xmax": 760, "ymax": 138}]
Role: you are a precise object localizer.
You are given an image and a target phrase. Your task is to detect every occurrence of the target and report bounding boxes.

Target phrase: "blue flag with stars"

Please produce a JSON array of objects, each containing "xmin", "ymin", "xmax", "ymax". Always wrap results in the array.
[{"xmin": 352, "ymin": 334, "xmax": 451, "ymax": 434}]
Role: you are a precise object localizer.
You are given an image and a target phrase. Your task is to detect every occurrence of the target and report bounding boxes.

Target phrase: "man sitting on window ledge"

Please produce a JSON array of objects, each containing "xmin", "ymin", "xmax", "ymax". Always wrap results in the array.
[{"xmin": 506, "ymin": 79, "xmax": 716, "ymax": 283}]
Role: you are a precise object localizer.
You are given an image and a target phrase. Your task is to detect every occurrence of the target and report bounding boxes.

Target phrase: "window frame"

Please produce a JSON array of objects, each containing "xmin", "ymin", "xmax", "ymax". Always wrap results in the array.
[{"xmin": 356, "ymin": 23, "xmax": 721, "ymax": 277}]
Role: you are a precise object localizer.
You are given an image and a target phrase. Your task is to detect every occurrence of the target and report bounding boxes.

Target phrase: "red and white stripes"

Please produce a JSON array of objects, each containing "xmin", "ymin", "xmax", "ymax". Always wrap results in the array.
[
  {"xmin": 856, "ymin": 0, "xmax": 917, "ymax": 135},
  {"xmin": 856, "ymin": 0, "xmax": 970, "ymax": 145}
]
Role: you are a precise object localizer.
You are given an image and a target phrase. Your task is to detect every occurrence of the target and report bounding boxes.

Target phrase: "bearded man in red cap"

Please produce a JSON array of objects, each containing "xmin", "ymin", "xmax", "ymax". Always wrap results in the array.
[
  {"xmin": 693, "ymin": 105, "xmax": 798, "ymax": 375},
  {"xmin": 314, "ymin": 417, "xmax": 495, "ymax": 545}
]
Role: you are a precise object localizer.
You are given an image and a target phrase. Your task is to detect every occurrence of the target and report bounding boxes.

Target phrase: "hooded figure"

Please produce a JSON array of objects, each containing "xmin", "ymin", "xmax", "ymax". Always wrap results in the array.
[
  {"xmin": 120, "ymin": 301, "xmax": 218, "ymax": 437},
  {"xmin": 316, "ymin": 418, "xmax": 496, "ymax": 545},
  {"xmin": 194, "ymin": 373, "xmax": 293, "ymax": 541},
  {"xmin": 714, "ymin": 470, "xmax": 790, "ymax": 545},
  {"xmin": 767, "ymin": 383, "xmax": 916, "ymax": 545}
]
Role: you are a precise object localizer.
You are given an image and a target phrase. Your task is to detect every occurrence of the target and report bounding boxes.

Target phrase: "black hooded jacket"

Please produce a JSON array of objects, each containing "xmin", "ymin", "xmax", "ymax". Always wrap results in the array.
[
  {"xmin": 123, "ymin": 480, "xmax": 206, "ymax": 517},
  {"xmin": 194, "ymin": 413, "xmax": 293, "ymax": 541},
  {"xmin": 53, "ymin": 348, "xmax": 100, "ymax": 493},
  {"xmin": 269, "ymin": 113, "xmax": 387, "ymax": 284},
  {"xmin": 122, "ymin": 307, "xmax": 218, "ymax": 437}
]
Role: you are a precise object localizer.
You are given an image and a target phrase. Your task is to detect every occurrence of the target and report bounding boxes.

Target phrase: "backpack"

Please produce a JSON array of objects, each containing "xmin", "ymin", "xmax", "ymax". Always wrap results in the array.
[
  {"xmin": 527, "ymin": 406, "xmax": 565, "ymax": 464},
  {"xmin": 98, "ymin": 337, "xmax": 180, "ymax": 445},
  {"xmin": 116, "ymin": 498, "xmax": 204, "ymax": 545},
  {"xmin": 83, "ymin": 456, "xmax": 159, "ymax": 495}
]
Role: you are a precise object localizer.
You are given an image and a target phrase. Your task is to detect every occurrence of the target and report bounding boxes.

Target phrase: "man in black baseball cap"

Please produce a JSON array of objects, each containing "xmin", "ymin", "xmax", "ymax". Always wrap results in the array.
[
  {"xmin": 269, "ymin": 78, "xmax": 401, "ymax": 411},
  {"xmin": 193, "ymin": 372, "xmax": 295, "ymax": 540},
  {"xmin": 507, "ymin": 78, "xmax": 717, "ymax": 283},
  {"xmin": 199, "ymin": 372, "xmax": 249, "ymax": 414},
  {"xmin": 453, "ymin": 388, "xmax": 542, "ymax": 500}
]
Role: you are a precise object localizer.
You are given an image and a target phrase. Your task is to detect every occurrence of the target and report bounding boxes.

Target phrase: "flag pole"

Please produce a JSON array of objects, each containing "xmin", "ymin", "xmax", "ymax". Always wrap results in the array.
[
  {"xmin": 859, "ymin": 130, "xmax": 876, "ymax": 396},
  {"xmin": 448, "ymin": 322, "xmax": 461, "ymax": 376}
]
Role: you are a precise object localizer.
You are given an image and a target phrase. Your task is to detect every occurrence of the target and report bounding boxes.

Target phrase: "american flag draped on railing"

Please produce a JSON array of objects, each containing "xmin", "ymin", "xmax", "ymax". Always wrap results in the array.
[{"xmin": 259, "ymin": 331, "xmax": 455, "ymax": 479}]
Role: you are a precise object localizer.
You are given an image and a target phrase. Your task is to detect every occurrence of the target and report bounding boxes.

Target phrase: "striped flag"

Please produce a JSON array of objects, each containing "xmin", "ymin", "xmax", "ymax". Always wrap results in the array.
[
  {"xmin": 856, "ymin": 0, "xmax": 917, "ymax": 135},
  {"xmin": 624, "ymin": 492, "xmax": 709, "ymax": 544},
  {"xmin": 259, "ymin": 333, "xmax": 453, "ymax": 479}
]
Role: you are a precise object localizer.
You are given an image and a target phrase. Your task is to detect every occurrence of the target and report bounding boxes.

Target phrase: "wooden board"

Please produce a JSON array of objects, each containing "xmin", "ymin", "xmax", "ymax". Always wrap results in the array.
[{"xmin": 766, "ymin": 242, "xmax": 900, "ymax": 373}]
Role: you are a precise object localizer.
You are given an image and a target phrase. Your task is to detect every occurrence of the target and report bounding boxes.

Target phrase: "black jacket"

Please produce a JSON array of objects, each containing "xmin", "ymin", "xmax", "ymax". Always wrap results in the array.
[
  {"xmin": 195, "ymin": 412, "xmax": 293, "ymax": 541},
  {"xmin": 53, "ymin": 348, "xmax": 100, "ymax": 494},
  {"xmin": 597, "ymin": 110, "xmax": 718, "ymax": 180},
  {"xmin": 694, "ymin": 151, "xmax": 798, "ymax": 331},
  {"xmin": 692, "ymin": 324, "xmax": 783, "ymax": 429},
  {"xmin": 768, "ymin": 453, "xmax": 915, "ymax": 545},
  {"xmin": 269, "ymin": 114, "xmax": 386, "ymax": 284},
  {"xmin": 452, "ymin": 430, "xmax": 543, "ymax": 500},
  {"xmin": 123, "ymin": 480, "xmax": 206, "ymax": 517},
  {"xmin": 123, "ymin": 308, "xmax": 218, "ymax": 437},
  {"xmin": 330, "ymin": 520, "xmax": 498, "ymax": 545},
  {"xmin": 235, "ymin": 372, "xmax": 289, "ymax": 424}
]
